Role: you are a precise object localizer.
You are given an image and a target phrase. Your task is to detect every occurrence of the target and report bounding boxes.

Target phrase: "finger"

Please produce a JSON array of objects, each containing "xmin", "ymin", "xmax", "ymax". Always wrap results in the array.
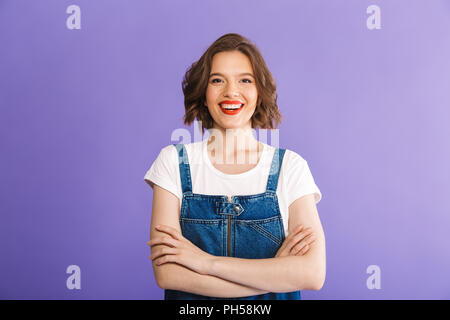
[
  {"xmin": 148, "ymin": 236, "xmax": 179, "ymax": 248},
  {"xmin": 290, "ymin": 241, "xmax": 308, "ymax": 255},
  {"xmin": 286, "ymin": 228, "xmax": 314, "ymax": 252},
  {"xmin": 154, "ymin": 253, "xmax": 178, "ymax": 266},
  {"xmin": 288, "ymin": 225, "xmax": 304, "ymax": 239},
  {"xmin": 298, "ymin": 237, "xmax": 316, "ymax": 255},
  {"xmin": 150, "ymin": 246, "xmax": 179, "ymax": 260},
  {"xmin": 287, "ymin": 231, "xmax": 314, "ymax": 255},
  {"xmin": 291, "ymin": 234, "xmax": 316, "ymax": 255},
  {"xmin": 298, "ymin": 244, "xmax": 310, "ymax": 255},
  {"xmin": 279, "ymin": 225, "xmax": 304, "ymax": 252},
  {"xmin": 155, "ymin": 225, "xmax": 183, "ymax": 241},
  {"xmin": 291, "ymin": 227, "xmax": 313, "ymax": 243}
]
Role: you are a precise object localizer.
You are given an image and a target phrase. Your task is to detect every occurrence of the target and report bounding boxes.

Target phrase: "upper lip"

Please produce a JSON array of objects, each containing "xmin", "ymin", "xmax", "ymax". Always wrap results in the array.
[{"xmin": 219, "ymin": 100, "xmax": 244, "ymax": 105}]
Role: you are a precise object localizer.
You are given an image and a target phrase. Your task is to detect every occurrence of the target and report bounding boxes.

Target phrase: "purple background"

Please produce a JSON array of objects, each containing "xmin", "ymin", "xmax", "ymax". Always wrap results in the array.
[{"xmin": 1, "ymin": 0, "xmax": 449, "ymax": 299}]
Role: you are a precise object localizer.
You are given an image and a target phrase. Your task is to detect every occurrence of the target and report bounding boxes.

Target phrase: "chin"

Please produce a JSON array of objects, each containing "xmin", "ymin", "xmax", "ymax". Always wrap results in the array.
[{"xmin": 222, "ymin": 121, "xmax": 252, "ymax": 131}]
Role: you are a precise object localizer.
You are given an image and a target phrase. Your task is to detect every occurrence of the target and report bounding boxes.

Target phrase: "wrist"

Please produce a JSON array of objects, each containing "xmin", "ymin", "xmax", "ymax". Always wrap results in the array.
[{"xmin": 204, "ymin": 254, "xmax": 219, "ymax": 276}]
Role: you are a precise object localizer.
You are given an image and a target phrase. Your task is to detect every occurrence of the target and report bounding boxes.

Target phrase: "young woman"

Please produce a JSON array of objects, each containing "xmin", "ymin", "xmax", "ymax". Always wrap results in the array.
[{"xmin": 144, "ymin": 33, "xmax": 326, "ymax": 300}]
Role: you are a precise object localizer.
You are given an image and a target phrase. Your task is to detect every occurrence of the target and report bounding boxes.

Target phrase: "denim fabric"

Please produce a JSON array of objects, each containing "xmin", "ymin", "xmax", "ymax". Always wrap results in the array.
[{"xmin": 164, "ymin": 143, "xmax": 301, "ymax": 300}]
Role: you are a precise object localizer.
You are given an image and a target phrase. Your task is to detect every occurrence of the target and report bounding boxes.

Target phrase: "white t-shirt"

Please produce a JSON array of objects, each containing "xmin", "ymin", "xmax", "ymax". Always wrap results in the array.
[{"xmin": 144, "ymin": 139, "xmax": 322, "ymax": 236}]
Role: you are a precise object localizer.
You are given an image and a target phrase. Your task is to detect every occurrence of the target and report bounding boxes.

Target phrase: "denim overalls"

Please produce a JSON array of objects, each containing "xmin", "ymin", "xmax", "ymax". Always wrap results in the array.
[{"xmin": 164, "ymin": 143, "xmax": 301, "ymax": 300}]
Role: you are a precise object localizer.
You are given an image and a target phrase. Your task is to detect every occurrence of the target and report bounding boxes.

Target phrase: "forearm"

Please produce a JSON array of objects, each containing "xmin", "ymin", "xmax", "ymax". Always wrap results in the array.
[
  {"xmin": 208, "ymin": 256, "xmax": 317, "ymax": 292},
  {"xmin": 155, "ymin": 262, "xmax": 269, "ymax": 298}
]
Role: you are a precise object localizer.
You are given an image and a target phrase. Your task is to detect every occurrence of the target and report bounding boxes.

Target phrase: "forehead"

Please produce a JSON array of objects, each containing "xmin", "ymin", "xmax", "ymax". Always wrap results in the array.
[{"xmin": 210, "ymin": 51, "xmax": 253, "ymax": 74}]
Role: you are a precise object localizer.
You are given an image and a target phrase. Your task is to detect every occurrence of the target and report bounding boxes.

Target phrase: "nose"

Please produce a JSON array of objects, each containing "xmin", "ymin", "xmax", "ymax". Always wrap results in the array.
[{"xmin": 223, "ymin": 81, "xmax": 240, "ymax": 98}]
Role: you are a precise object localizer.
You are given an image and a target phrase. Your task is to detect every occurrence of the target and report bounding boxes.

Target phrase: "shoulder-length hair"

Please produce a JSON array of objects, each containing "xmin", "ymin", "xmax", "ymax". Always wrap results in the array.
[{"xmin": 182, "ymin": 33, "xmax": 282, "ymax": 132}]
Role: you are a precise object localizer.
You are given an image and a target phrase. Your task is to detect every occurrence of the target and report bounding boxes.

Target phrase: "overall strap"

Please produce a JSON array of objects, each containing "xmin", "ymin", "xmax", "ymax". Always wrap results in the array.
[
  {"xmin": 266, "ymin": 148, "xmax": 286, "ymax": 193},
  {"xmin": 173, "ymin": 143, "xmax": 192, "ymax": 194}
]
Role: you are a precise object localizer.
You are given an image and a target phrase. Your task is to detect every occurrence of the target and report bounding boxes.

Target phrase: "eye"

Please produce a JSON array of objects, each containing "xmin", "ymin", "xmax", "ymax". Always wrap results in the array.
[
  {"xmin": 211, "ymin": 78, "xmax": 222, "ymax": 83},
  {"xmin": 242, "ymin": 78, "xmax": 252, "ymax": 83}
]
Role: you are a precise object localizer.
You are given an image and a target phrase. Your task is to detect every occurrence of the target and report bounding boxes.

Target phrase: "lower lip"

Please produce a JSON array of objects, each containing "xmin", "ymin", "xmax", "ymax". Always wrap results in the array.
[{"xmin": 219, "ymin": 104, "xmax": 244, "ymax": 115}]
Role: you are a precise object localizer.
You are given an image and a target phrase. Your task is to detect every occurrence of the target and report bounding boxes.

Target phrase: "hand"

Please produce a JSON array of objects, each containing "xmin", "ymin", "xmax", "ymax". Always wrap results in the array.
[
  {"xmin": 275, "ymin": 225, "xmax": 316, "ymax": 258},
  {"xmin": 147, "ymin": 225, "xmax": 214, "ymax": 275}
]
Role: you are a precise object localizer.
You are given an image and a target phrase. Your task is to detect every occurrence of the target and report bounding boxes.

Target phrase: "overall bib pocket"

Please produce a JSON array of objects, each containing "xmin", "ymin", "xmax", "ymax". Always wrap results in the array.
[
  {"xmin": 234, "ymin": 216, "xmax": 284, "ymax": 259},
  {"xmin": 180, "ymin": 218, "xmax": 223, "ymax": 257}
]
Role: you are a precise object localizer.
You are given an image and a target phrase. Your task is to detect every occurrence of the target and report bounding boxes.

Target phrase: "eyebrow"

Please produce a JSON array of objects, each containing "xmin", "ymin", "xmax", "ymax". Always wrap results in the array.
[{"xmin": 209, "ymin": 72, "xmax": 255, "ymax": 78}]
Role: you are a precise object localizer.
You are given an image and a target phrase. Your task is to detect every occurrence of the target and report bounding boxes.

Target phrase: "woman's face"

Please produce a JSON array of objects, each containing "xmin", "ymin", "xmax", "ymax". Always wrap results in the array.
[{"xmin": 205, "ymin": 50, "xmax": 258, "ymax": 131}]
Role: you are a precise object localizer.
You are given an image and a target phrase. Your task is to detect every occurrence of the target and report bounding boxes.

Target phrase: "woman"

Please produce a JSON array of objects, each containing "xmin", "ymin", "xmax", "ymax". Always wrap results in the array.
[{"xmin": 144, "ymin": 33, "xmax": 326, "ymax": 300}]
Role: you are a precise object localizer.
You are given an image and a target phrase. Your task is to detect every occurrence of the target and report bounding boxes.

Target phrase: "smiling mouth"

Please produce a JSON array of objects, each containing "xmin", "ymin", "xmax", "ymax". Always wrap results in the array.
[{"xmin": 219, "ymin": 104, "xmax": 244, "ymax": 115}]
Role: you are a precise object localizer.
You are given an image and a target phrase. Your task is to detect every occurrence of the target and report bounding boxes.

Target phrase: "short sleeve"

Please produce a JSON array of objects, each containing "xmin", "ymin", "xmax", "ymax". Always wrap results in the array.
[
  {"xmin": 143, "ymin": 145, "xmax": 182, "ymax": 200},
  {"xmin": 284, "ymin": 151, "xmax": 322, "ymax": 206}
]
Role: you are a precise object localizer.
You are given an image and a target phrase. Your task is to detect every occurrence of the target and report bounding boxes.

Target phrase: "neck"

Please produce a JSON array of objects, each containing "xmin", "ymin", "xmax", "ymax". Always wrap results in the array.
[{"xmin": 206, "ymin": 125, "xmax": 262, "ymax": 159}]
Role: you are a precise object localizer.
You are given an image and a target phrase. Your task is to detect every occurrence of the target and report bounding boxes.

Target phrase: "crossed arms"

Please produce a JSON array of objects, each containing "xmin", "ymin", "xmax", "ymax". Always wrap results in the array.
[{"xmin": 147, "ymin": 183, "xmax": 326, "ymax": 298}]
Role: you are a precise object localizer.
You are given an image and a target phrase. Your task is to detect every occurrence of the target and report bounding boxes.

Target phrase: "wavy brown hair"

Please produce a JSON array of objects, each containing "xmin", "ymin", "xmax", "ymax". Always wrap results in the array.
[{"xmin": 182, "ymin": 33, "xmax": 282, "ymax": 132}]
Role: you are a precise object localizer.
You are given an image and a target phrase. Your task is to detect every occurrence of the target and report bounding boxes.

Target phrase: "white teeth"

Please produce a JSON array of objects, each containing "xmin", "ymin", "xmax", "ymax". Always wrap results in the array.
[{"xmin": 220, "ymin": 104, "xmax": 243, "ymax": 109}]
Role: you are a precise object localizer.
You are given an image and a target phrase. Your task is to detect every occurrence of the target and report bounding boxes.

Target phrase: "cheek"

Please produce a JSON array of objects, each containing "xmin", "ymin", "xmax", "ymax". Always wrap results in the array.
[
  {"xmin": 246, "ymin": 104, "xmax": 257, "ymax": 115},
  {"xmin": 206, "ymin": 84, "xmax": 220, "ymax": 93},
  {"xmin": 205, "ymin": 88, "xmax": 220, "ymax": 104},
  {"xmin": 245, "ymin": 88, "xmax": 258, "ymax": 112},
  {"xmin": 244, "ymin": 86, "xmax": 258, "ymax": 100}
]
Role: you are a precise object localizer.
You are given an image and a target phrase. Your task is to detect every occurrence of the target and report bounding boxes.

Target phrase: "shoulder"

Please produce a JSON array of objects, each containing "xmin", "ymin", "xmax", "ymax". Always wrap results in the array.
[
  {"xmin": 260, "ymin": 144, "xmax": 307, "ymax": 170},
  {"xmin": 157, "ymin": 144, "xmax": 178, "ymax": 162},
  {"xmin": 281, "ymin": 148, "xmax": 308, "ymax": 171},
  {"xmin": 278, "ymin": 148, "xmax": 322, "ymax": 204}
]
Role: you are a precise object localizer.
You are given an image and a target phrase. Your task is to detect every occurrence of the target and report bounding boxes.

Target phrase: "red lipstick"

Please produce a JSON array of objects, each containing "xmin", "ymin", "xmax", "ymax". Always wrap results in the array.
[{"xmin": 219, "ymin": 100, "xmax": 244, "ymax": 116}]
